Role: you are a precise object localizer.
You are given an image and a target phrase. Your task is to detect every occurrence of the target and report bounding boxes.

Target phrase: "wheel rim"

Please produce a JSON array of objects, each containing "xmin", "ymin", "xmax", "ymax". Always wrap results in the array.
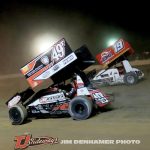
[
  {"xmin": 127, "ymin": 75, "xmax": 135, "ymax": 84},
  {"xmin": 9, "ymin": 108, "xmax": 21, "ymax": 123},
  {"xmin": 74, "ymin": 104, "xmax": 86, "ymax": 115}
]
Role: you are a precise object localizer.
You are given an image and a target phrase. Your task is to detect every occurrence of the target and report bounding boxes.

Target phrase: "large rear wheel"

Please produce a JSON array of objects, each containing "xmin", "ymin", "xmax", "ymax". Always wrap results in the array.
[
  {"xmin": 123, "ymin": 72, "xmax": 138, "ymax": 85},
  {"xmin": 69, "ymin": 96, "xmax": 93, "ymax": 120}
]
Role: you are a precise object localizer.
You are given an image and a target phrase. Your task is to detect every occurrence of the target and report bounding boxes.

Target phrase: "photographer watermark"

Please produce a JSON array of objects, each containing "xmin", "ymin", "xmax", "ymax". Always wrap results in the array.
[{"xmin": 60, "ymin": 139, "xmax": 141, "ymax": 145}]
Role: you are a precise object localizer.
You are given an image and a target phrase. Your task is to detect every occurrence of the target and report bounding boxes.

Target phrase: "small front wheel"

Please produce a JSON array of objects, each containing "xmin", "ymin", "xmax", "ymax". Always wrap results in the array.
[{"xmin": 9, "ymin": 104, "xmax": 27, "ymax": 125}]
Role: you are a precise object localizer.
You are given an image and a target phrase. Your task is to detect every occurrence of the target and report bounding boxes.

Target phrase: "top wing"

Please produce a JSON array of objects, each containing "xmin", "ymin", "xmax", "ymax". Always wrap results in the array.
[
  {"xmin": 20, "ymin": 38, "xmax": 77, "ymax": 88},
  {"xmin": 96, "ymin": 39, "xmax": 134, "ymax": 68}
]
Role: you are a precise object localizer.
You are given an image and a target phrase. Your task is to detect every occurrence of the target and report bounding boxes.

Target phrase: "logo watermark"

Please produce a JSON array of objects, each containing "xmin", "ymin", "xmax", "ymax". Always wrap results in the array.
[{"xmin": 14, "ymin": 134, "xmax": 58, "ymax": 150}]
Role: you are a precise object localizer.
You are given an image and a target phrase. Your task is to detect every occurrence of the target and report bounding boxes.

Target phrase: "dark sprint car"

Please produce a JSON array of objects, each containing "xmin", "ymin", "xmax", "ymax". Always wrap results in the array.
[{"xmin": 6, "ymin": 38, "xmax": 114, "ymax": 125}]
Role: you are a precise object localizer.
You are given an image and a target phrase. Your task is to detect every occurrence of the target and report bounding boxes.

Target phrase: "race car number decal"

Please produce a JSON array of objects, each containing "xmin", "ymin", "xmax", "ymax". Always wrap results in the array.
[
  {"xmin": 51, "ymin": 41, "xmax": 65, "ymax": 63},
  {"xmin": 93, "ymin": 92, "xmax": 108, "ymax": 104},
  {"xmin": 114, "ymin": 40, "xmax": 124, "ymax": 53}
]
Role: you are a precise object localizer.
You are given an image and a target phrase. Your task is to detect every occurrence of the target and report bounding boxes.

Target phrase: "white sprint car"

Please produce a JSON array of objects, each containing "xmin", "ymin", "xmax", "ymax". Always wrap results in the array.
[{"xmin": 93, "ymin": 60, "xmax": 144, "ymax": 85}]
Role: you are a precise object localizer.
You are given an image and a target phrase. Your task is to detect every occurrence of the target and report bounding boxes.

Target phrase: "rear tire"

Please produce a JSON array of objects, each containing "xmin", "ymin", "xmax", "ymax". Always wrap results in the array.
[
  {"xmin": 69, "ymin": 96, "xmax": 93, "ymax": 120},
  {"xmin": 123, "ymin": 72, "xmax": 138, "ymax": 85},
  {"xmin": 9, "ymin": 104, "xmax": 27, "ymax": 125}
]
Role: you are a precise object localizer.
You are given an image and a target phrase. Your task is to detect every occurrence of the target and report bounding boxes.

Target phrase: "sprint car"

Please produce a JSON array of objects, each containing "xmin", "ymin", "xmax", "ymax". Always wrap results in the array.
[
  {"xmin": 92, "ymin": 39, "xmax": 144, "ymax": 85},
  {"xmin": 6, "ymin": 38, "xmax": 113, "ymax": 125}
]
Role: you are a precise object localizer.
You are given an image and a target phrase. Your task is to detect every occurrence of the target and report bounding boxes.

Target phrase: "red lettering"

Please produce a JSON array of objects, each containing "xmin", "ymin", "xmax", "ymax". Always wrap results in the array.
[{"xmin": 14, "ymin": 135, "xmax": 31, "ymax": 149}]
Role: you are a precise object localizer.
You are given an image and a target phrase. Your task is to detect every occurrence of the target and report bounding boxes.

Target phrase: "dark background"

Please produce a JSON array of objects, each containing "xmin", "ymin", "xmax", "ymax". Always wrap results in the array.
[{"xmin": 0, "ymin": 0, "xmax": 150, "ymax": 74}]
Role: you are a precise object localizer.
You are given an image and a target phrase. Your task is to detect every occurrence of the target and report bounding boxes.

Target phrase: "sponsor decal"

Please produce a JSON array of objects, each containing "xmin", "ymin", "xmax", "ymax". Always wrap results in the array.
[
  {"xmin": 26, "ymin": 64, "xmax": 44, "ymax": 77},
  {"xmin": 101, "ymin": 50, "xmax": 113, "ymax": 63},
  {"xmin": 14, "ymin": 134, "xmax": 58, "ymax": 150},
  {"xmin": 41, "ymin": 56, "xmax": 49, "ymax": 65},
  {"xmin": 39, "ymin": 93, "xmax": 65, "ymax": 104},
  {"xmin": 39, "ymin": 97, "xmax": 48, "ymax": 104},
  {"xmin": 53, "ymin": 64, "xmax": 60, "ymax": 71},
  {"xmin": 62, "ymin": 53, "xmax": 75, "ymax": 65}
]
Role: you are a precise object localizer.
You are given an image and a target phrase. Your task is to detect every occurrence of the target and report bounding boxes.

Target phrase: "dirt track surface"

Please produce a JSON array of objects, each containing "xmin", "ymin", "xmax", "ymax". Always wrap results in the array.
[{"xmin": 0, "ymin": 65, "xmax": 150, "ymax": 150}]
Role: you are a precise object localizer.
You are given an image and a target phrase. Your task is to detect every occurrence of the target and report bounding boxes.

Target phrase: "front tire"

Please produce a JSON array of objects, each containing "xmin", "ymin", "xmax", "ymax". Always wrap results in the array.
[
  {"xmin": 69, "ymin": 96, "xmax": 93, "ymax": 120},
  {"xmin": 9, "ymin": 104, "xmax": 27, "ymax": 125}
]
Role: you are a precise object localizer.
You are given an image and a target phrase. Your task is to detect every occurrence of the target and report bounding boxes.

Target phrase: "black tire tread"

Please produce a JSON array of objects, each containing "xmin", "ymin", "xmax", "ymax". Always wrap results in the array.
[
  {"xmin": 69, "ymin": 96, "xmax": 93, "ymax": 120},
  {"xmin": 9, "ymin": 103, "xmax": 27, "ymax": 125}
]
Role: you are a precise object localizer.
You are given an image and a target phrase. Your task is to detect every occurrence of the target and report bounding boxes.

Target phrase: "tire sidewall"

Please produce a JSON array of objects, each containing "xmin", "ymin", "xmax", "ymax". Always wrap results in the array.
[
  {"xmin": 9, "ymin": 104, "xmax": 27, "ymax": 125},
  {"xmin": 124, "ymin": 72, "xmax": 138, "ymax": 85},
  {"xmin": 69, "ymin": 96, "xmax": 93, "ymax": 120}
]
